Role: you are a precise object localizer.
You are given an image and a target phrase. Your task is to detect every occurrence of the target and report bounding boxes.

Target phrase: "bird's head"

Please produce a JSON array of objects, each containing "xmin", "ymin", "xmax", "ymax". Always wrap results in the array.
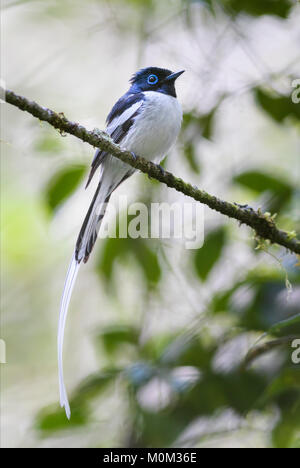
[{"xmin": 129, "ymin": 67, "xmax": 184, "ymax": 97}]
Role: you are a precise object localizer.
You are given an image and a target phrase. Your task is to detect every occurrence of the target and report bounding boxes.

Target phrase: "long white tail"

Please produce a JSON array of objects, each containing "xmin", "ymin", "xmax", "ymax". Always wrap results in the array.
[
  {"xmin": 58, "ymin": 253, "xmax": 81, "ymax": 419},
  {"xmin": 58, "ymin": 181, "xmax": 111, "ymax": 419}
]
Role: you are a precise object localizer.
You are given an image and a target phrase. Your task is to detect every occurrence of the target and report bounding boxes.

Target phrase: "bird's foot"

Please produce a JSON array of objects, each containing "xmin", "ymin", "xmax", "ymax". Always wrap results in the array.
[
  {"xmin": 130, "ymin": 152, "xmax": 138, "ymax": 161},
  {"xmin": 234, "ymin": 202, "xmax": 254, "ymax": 212},
  {"xmin": 157, "ymin": 164, "xmax": 165, "ymax": 176}
]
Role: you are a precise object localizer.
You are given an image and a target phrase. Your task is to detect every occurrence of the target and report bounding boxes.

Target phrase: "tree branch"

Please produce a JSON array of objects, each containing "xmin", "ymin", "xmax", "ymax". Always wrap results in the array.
[
  {"xmin": 242, "ymin": 335, "xmax": 299, "ymax": 370},
  {"xmin": 2, "ymin": 87, "xmax": 300, "ymax": 255}
]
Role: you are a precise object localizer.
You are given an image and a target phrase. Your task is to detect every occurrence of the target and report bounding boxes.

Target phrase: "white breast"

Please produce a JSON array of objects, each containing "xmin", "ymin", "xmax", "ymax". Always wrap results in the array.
[{"xmin": 121, "ymin": 91, "xmax": 182, "ymax": 163}]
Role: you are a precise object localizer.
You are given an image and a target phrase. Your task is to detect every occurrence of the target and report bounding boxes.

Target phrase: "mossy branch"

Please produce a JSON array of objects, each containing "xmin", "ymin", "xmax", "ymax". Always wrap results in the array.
[{"xmin": 2, "ymin": 86, "xmax": 300, "ymax": 255}]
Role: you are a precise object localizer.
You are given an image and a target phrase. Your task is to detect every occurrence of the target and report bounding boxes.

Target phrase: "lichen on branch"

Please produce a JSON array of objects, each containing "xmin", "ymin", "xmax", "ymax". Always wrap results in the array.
[{"xmin": 2, "ymin": 86, "xmax": 300, "ymax": 255}]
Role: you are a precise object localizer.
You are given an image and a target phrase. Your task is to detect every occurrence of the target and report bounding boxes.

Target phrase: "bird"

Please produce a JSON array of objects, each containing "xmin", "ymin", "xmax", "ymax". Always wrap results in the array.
[{"xmin": 58, "ymin": 66, "xmax": 184, "ymax": 418}]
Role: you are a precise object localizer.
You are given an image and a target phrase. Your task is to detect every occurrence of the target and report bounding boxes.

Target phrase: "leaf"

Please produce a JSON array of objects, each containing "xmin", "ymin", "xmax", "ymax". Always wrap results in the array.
[
  {"xmin": 35, "ymin": 134, "xmax": 64, "ymax": 154},
  {"xmin": 179, "ymin": 370, "xmax": 267, "ymax": 417},
  {"xmin": 199, "ymin": 107, "xmax": 216, "ymax": 140},
  {"xmin": 210, "ymin": 280, "xmax": 246, "ymax": 314},
  {"xmin": 263, "ymin": 368, "xmax": 300, "ymax": 402},
  {"xmin": 250, "ymin": 366, "xmax": 300, "ymax": 448},
  {"xmin": 174, "ymin": 335, "xmax": 216, "ymax": 371},
  {"xmin": 141, "ymin": 333, "xmax": 178, "ymax": 362},
  {"xmin": 73, "ymin": 370, "xmax": 118, "ymax": 403},
  {"xmin": 218, "ymin": 371, "xmax": 267, "ymax": 414},
  {"xmin": 233, "ymin": 170, "xmax": 293, "ymax": 213},
  {"xmin": 135, "ymin": 409, "xmax": 189, "ymax": 448},
  {"xmin": 238, "ymin": 279, "xmax": 300, "ymax": 332},
  {"xmin": 36, "ymin": 370, "xmax": 117, "ymax": 433},
  {"xmin": 234, "ymin": 171, "xmax": 292, "ymax": 195},
  {"xmin": 44, "ymin": 165, "xmax": 86, "ymax": 212},
  {"xmin": 224, "ymin": 0, "xmax": 293, "ymax": 18},
  {"xmin": 120, "ymin": 0, "xmax": 153, "ymax": 8},
  {"xmin": 255, "ymin": 88, "xmax": 300, "ymax": 123},
  {"xmin": 255, "ymin": 368, "xmax": 300, "ymax": 447},
  {"xmin": 36, "ymin": 405, "xmax": 88, "ymax": 432},
  {"xmin": 97, "ymin": 236, "xmax": 161, "ymax": 290},
  {"xmin": 183, "ymin": 142, "xmax": 201, "ymax": 174},
  {"xmin": 182, "ymin": 105, "xmax": 217, "ymax": 141},
  {"xmin": 97, "ymin": 238, "xmax": 126, "ymax": 284},
  {"xmin": 273, "ymin": 407, "xmax": 300, "ymax": 448},
  {"xmin": 135, "ymin": 368, "xmax": 267, "ymax": 447},
  {"xmin": 97, "ymin": 325, "xmax": 139, "ymax": 355},
  {"xmin": 271, "ymin": 387, "xmax": 300, "ymax": 448},
  {"xmin": 267, "ymin": 313, "xmax": 300, "ymax": 338},
  {"xmin": 211, "ymin": 269, "xmax": 300, "ymax": 324},
  {"xmin": 194, "ymin": 226, "xmax": 226, "ymax": 280},
  {"xmin": 134, "ymin": 241, "xmax": 161, "ymax": 286},
  {"xmin": 181, "ymin": 105, "xmax": 220, "ymax": 173}
]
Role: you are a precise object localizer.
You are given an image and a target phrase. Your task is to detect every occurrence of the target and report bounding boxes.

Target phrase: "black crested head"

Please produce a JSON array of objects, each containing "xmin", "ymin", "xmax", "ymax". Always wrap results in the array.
[
  {"xmin": 129, "ymin": 67, "xmax": 184, "ymax": 97},
  {"xmin": 130, "ymin": 67, "xmax": 172, "ymax": 85}
]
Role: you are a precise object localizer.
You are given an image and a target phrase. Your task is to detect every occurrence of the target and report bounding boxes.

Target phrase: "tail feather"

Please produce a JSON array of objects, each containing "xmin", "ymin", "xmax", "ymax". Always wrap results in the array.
[
  {"xmin": 58, "ymin": 254, "xmax": 80, "ymax": 419},
  {"xmin": 75, "ymin": 183, "xmax": 111, "ymax": 263},
  {"xmin": 58, "ymin": 183, "xmax": 111, "ymax": 418},
  {"xmin": 58, "ymin": 167, "xmax": 132, "ymax": 418}
]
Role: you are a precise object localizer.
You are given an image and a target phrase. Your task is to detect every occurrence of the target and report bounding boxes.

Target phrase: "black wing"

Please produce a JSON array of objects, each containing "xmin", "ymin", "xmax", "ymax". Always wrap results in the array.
[{"xmin": 85, "ymin": 92, "xmax": 145, "ymax": 188}]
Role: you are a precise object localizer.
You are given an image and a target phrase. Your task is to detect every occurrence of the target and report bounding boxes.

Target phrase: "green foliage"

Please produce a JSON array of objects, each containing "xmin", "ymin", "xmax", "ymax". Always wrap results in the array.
[
  {"xmin": 198, "ymin": 107, "xmax": 217, "ymax": 140},
  {"xmin": 211, "ymin": 267, "xmax": 300, "ymax": 332},
  {"xmin": 34, "ymin": 133, "xmax": 64, "ymax": 154},
  {"xmin": 182, "ymin": 107, "xmax": 217, "ymax": 141},
  {"xmin": 273, "ymin": 404, "xmax": 300, "ymax": 448},
  {"xmin": 267, "ymin": 313, "xmax": 300, "ymax": 338},
  {"xmin": 36, "ymin": 371, "xmax": 117, "ymax": 432},
  {"xmin": 233, "ymin": 170, "xmax": 293, "ymax": 213},
  {"xmin": 174, "ymin": 335, "xmax": 216, "ymax": 370},
  {"xmin": 186, "ymin": 0, "xmax": 293, "ymax": 18},
  {"xmin": 234, "ymin": 171, "xmax": 292, "ymax": 195},
  {"xmin": 124, "ymin": 0, "xmax": 153, "ymax": 7},
  {"xmin": 255, "ymin": 88, "xmax": 300, "ymax": 123},
  {"xmin": 10, "ymin": 0, "xmax": 299, "ymax": 449},
  {"xmin": 264, "ymin": 369, "xmax": 300, "ymax": 448},
  {"xmin": 222, "ymin": 0, "xmax": 293, "ymax": 18},
  {"xmin": 197, "ymin": 0, "xmax": 214, "ymax": 12},
  {"xmin": 183, "ymin": 142, "xmax": 201, "ymax": 174},
  {"xmin": 97, "ymin": 325, "xmax": 139, "ymax": 356},
  {"xmin": 194, "ymin": 226, "xmax": 226, "ymax": 280},
  {"xmin": 239, "ymin": 280, "xmax": 299, "ymax": 332},
  {"xmin": 142, "ymin": 333, "xmax": 184, "ymax": 363},
  {"xmin": 181, "ymin": 105, "xmax": 220, "ymax": 173},
  {"xmin": 36, "ymin": 405, "xmax": 88, "ymax": 432},
  {"xmin": 44, "ymin": 165, "xmax": 86, "ymax": 212},
  {"xmin": 36, "ymin": 267, "xmax": 300, "ymax": 445},
  {"xmin": 73, "ymin": 371, "xmax": 118, "ymax": 403},
  {"xmin": 97, "ymin": 221, "xmax": 161, "ymax": 290},
  {"xmin": 98, "ymin": 237, "xmax": 161, "ymax": 288},
  {"xmin": 33, "ymin": 24, "xmax": 300, "ymax": 447}
]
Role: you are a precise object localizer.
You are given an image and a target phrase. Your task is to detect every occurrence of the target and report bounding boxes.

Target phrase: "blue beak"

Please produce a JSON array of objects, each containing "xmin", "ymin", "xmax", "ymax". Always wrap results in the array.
[{"xmin": 164, "ymin": 70, "xmax": 185, "ymax": 82}]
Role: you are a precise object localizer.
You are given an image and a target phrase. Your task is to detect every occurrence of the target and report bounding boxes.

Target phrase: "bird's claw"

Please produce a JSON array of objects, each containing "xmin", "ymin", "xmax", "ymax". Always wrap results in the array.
[
  {"xmin": 234, "ymin": 203, "xmax": 254, "ymax": 211},
  {"xmin": 158, "ymin": 165, "xmax": 165, "ymax": 176}
]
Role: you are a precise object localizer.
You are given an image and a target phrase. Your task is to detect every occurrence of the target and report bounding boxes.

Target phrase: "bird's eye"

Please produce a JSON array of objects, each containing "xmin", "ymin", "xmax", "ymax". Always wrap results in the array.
[{"xmin": 147, "ymin": 74, "xmax": 158, "ymax": 85}]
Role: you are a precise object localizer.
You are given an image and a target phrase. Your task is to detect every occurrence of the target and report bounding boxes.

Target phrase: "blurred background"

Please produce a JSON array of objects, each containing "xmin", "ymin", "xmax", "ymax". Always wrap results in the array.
[{"xmin": 1, "ymin": 0, "xmax": 300, "ymax": 448}]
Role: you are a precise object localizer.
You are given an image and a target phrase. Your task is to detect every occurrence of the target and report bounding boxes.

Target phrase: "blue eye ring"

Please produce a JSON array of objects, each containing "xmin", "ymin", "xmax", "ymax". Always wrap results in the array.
[{"xmin": 147, "ymin": 74, "xmax": 159, "ymax": 85}]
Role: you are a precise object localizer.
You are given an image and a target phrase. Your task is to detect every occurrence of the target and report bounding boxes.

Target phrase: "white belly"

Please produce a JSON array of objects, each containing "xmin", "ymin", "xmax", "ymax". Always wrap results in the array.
[{"xmin": 121, "ymin": 91, "xmax": 182, "ymax": 163}]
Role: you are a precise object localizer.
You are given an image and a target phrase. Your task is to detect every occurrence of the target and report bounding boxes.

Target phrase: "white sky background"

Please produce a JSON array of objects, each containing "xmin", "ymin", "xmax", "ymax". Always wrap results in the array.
[{"xmin": 1, "ymin": 0, "xmax": 300, "ymax": 447}]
